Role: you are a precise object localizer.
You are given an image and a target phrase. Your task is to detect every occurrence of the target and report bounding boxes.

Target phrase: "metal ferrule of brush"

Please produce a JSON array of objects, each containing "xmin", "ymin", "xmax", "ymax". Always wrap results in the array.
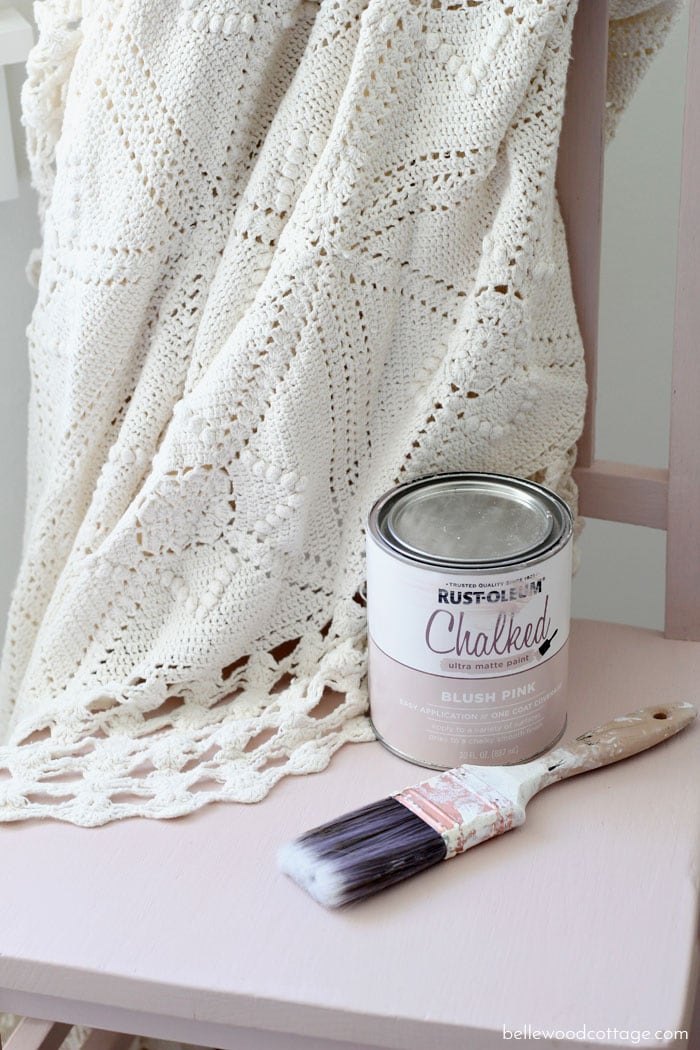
[{"xmin": 394, "ymin": 767, "xmax": 527, "ymax": 860}]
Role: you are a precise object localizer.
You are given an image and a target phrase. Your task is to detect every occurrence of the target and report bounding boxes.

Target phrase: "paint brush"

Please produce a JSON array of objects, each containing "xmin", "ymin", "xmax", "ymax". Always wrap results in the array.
[{"xmin": 278, "ymin": 701, "xmax": 696, "ymax": 908}]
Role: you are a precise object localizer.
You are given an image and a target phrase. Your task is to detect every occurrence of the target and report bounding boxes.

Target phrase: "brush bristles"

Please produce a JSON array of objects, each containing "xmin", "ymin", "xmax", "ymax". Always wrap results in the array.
[{"xmin": 277, "ymin": 797, "xmax": 447, "ymax": 908}]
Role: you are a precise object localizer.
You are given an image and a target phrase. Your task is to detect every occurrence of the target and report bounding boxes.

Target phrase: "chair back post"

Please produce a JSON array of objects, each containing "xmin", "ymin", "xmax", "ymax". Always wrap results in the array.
[
  {"xmin": 556, "ymin": 0, "xmax": 609, "ymax": 469},
  {"xmin": 665, "ymin": 0, "xmax": 700, "ymax": 641},
  {"xmin": 559, "ymin": 0, "xmax": 700, "ymax": 641}
]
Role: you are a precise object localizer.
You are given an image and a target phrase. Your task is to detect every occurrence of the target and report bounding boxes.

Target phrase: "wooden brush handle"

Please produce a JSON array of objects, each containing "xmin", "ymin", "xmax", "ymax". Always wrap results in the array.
[{"xmin": 531, "ymin": 702, "xmax": 696, "ymax": 790}]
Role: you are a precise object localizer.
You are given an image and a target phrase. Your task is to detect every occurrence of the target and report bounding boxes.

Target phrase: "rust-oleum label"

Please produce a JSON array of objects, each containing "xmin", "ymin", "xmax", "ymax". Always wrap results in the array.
[{"xmin": 366, "ymin": 518, "xmax": 572, "ymax": 769}]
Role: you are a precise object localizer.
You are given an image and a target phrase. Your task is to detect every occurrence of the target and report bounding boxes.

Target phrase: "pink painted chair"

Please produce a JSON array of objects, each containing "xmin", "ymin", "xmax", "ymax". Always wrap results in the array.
[{"xmin": 1, "ymin": 3, "xmax": 700, "ymax": 1049}]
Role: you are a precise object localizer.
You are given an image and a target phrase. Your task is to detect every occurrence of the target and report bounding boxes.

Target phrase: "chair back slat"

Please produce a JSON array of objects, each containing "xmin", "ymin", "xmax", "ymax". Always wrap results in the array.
[{"xmin": 573, "ymin": 461, "xmax": 668, "ymax": 531}]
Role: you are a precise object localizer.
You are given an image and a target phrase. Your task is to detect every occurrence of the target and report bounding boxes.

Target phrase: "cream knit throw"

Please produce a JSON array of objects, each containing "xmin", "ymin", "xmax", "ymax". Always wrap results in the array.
[{"xmin": 0, "ymin": 0, "xmax": 682, "ymax": 828}]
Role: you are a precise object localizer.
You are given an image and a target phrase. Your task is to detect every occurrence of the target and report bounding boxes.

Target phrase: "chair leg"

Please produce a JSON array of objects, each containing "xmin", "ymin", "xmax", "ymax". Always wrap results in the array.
[
  {"xmin": 81, "ymin": 1032, "xmax": 136, "ymax": 1050},
  {"xmin": 4, "ymin": 1020, "xmax": 72, "ymax": 1050},
  {"xmin": 3, "ymin": 1023, "xmax": 137, "ymax": 1050}
]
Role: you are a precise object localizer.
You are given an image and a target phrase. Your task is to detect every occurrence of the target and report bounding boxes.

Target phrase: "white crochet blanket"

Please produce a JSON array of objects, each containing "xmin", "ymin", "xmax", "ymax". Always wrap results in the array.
[{"xmin": 0, "ymin": 0, "xmax": 682, "ymax": 828}]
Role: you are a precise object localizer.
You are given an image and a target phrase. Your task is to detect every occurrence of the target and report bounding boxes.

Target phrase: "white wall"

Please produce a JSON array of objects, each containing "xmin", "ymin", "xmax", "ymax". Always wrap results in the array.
[
  {"xmin": 0, "ymin": 4, "xmax": 691, "ymax": 643},
  {"xmin": 0, "ymin": 0, "xmax": 37, "ymax": 642}
]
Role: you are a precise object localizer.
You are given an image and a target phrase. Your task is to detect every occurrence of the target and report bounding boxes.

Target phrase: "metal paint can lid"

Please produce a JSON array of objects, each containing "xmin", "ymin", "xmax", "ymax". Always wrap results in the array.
[{"xmin": 369, "ymin": 472, "xmax": 573, "ymax": 570}]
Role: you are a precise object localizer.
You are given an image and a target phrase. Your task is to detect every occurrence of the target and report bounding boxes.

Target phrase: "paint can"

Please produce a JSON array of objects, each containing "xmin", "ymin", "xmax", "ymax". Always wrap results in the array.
[{"xmin": 366, "ymin": 472, "xmax": 574, "ymax": 769}]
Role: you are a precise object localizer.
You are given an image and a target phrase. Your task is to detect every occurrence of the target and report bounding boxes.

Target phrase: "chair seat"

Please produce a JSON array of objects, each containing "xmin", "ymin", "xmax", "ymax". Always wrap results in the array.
[{"xmin": 0, "ymin": 618, "xmax": 699, "ymax": 1050}]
